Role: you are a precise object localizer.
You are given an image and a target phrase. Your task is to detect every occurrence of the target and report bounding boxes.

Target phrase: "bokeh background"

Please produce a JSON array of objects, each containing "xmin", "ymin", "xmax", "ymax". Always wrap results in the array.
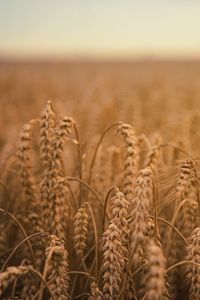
[{"xmin": 1, "ymin": 0, "xmax": 200, "ymax": 59}]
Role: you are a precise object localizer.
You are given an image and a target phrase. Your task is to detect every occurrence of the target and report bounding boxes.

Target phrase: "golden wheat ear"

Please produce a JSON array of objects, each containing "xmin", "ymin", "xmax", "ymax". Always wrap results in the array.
[
  {"xmin": 89, "ymin": 281, "xmax": 103, "ymax": 300},
  {"xmin": 101, "ymin": 222, "xmax": 125, "ymax": 299},
  {"xmin": 42, "ymin": 235, "xmax": 70, "ymax": 300},
  {"xmin": 186, "ymin": 227, "xmax": 200, "ymax": 300},
  {"xmin": 145, "ymin": 241, "xmax": 168, "ymax": 300},
  {"xmin": 74, "ymin": 202, "xmax": 88, "ymax": 260},
  {"xmin": 129, "ymin": 167, "xmax": 153, "ymax": 270},
  {"xmin": 117, "ymin": 122, "xmax": 139, "ymax": 201}
]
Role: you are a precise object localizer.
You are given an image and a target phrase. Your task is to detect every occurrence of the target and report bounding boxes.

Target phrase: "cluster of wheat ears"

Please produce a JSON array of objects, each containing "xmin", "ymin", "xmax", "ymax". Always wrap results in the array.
[{"xmin": 0, "ymin": 99, "xmax": 199, "ymax": 300}]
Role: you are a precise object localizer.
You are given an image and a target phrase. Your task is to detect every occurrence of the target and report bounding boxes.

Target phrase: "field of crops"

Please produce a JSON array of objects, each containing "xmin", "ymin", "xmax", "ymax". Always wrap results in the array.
[{"xmin": 0, "ymin": 61, "xmax": 200, "ymax": 299}]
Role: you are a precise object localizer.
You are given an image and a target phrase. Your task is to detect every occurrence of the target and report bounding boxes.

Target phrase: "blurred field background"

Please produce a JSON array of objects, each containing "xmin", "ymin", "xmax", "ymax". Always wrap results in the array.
[
  {"xmin": 1, "ymin": 60, "xmax": 200, "ymax": 155},
  {"xmin": 1, "ymin": 1, "xmax": 200, "ymax": 299}
]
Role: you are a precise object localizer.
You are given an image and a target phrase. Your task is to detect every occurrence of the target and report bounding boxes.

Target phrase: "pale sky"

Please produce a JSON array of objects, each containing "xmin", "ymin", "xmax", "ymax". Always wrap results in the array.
[{"xmin": 0, "ymin": 0, "xmax": 200, "ymax": 59}]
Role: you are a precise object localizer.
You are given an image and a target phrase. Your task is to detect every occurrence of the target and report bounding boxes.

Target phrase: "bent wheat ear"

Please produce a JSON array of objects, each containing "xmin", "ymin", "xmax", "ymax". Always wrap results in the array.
[{"xmin": 89, "ymin": 281, "xmax": 103, "ymax": 300}]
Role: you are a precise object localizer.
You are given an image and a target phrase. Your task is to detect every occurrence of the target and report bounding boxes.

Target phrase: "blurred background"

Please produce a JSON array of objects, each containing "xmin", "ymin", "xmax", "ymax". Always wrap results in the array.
[{"xmin": 1, "ymin": 0, "xmax": 200, "ymax": 60}]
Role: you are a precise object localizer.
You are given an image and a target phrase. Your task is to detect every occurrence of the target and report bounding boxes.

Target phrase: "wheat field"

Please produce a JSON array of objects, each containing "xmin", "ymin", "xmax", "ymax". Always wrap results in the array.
[{"xmin": 0, "ymin": 61, "xmax": 200, "ymax": 299}]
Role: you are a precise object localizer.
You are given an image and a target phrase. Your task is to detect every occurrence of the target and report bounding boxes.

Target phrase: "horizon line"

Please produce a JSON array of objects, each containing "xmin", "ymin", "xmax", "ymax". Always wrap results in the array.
[{"xmin": 1, "ymin": 53, "xmax": 200, "ymax": 64}]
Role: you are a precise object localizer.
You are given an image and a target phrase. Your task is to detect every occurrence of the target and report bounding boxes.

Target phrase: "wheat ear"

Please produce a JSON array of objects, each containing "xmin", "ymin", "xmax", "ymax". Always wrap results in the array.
[
  {"xmin": 89, "ymin": 281, "xmax": 103, "ymax": 300},
  {"xmin": 45, "ymin": 235, "xmax": 69, "ymax": 300},
  {"xmin": 186, "ymin": 227, "xmax": 200, "ymax": 300},
  {"xmin": 74, "ymin": 202, "xmax": 88, "ymax": 259},
  {"xmin": 145, "ymin": 241, "xmax": 167, "ymax": 300},
  {"xmin": 117, "ymin": 123, "xmax": 139, "ymax": 201},
  {"xmin": 101, "ymin": 222, "xmax": 125, "ymax": 299},
  {"xmin": 129, "ymin": 167, "xmax": 153, "ymax": 269}
]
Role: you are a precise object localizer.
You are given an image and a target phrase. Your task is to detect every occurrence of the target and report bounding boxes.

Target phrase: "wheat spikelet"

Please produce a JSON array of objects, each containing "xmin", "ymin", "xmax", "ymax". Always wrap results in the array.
[
  {"xmin": 40, "ymin": 100, "xmax": 56, "ymax": 170},
  {"xmin": 56, "ymin": 178, "xmax": 72, "ymax": 233},
  {"xmin": 117, "ymin": 123, "xmax": 139, "ymax": 201},
  {"xmin": 24, "ymin": 212, "xmax": 44, "ymax": 269},
  {"xmin": 52, "ymin": 116, "xmax": 74, "ymax": 176},
  {"xmin": 111, "ymin": 186, "xmax": 129, "ymax": 267},
  {"xmin": 186, "ymin": 227, "xmax": 200, "ymax": 300},
  {"xmin": 168, "ymin": 160, "xmax": 198, "ymax": 298},
  {"xmin": 145, "ymin": 241, "xmax": 167, "ymax": 300},
  {"xmin": 40, "ymin": 103, "xmax": 73, "ymax": 240},
  {"xmin": 50, "ymin": 117, "xmax": 74, "ymax": 239},
  {"xmin": 146, "ymin": 218, "xmax": 162, "ymax": 247},
  {"xmin": 179, "ymin": 197, "xmax": 198, "ymax": 238},
  {"xmin": 129, "ymin": 167, "xmax": 153, "ymax": 269},
  {"xmin": 40, "ymin": 101, "xmax": 56, "ymax": 231},
  {"xmin": 168, "ymin": 196, "xmax": 198, "ymax": 298},
  {"xmin": 165, "ymin": 159, "xmax": 197, "ymax": 298},
  {"xmin": 45, "ymin": 235, "xmax": 69, "ymax": 300},
  {"xmin": 74, "ymin": 202, "xmax": 88, "ymax": 259},
  {"xmin": 16, "ymin": 120, "xmax": 44, "ymax": 270},
  {"xmin": 125, "ymin": 275, "xmax": 138, "ymax": 300},
  {"xmin": 137, "ymin": 219, "xmax": 163, "ymax": 299},
  {"xmin": 16, "ymin": 120, "xmax": 37, "ymax": 206},
  {"xmin": 176, "ymin": 158, "xmax": 194, "ymax": 199},
  {"xmin": 111, "ymin": 187, "xmax": 129, "ymax": 240},
  {"xmin": 89, "ymin": 281, "xmax": 103, "ymax": 300},
  {"xmin": 101, "ymin": 222, "xmax": 125, "ymax": 299}
]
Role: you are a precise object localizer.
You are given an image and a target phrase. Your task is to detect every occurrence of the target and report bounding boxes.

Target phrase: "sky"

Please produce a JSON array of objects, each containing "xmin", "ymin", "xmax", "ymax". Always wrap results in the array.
[{"xmin": 0, "ymin": 0, "xmax": 200, "ymax": 59}]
